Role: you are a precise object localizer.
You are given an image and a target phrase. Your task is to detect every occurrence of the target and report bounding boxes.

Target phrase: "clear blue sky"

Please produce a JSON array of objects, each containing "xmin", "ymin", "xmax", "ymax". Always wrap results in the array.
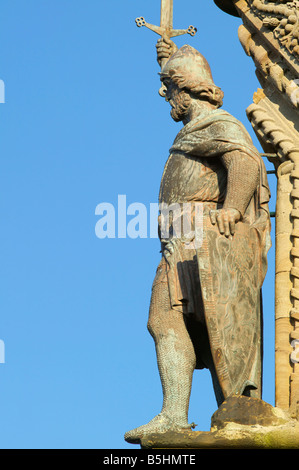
[{"xmin": 0, "ymin": 1, "xmax": 276, "ymax": 449}]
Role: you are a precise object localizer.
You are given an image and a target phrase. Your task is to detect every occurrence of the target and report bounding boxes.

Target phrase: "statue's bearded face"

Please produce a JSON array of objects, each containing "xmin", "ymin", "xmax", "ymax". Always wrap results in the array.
[{"xmin": 160, "ymin": 78, "xmax": 191, "ymax": 122}]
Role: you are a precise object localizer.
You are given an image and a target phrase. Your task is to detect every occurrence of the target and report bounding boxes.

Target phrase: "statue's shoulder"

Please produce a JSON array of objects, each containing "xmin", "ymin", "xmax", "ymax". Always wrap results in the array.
[
  {"xmin": 210, "ymin": 108, "xmax": 242, "ymax": 124},
  {"xmin": 211, "ymin": 109, "xmax": 253, "ymax": 139}
]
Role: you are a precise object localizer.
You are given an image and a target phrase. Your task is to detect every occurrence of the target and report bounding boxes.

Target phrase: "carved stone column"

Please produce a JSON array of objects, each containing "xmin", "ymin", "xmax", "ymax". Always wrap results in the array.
[{"xmin": 275, "ymin": 160, "xmax": 293, "ymax": 411}]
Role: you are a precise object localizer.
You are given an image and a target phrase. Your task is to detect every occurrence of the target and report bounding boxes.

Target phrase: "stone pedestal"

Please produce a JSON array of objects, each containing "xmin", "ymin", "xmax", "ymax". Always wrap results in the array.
[{"xmin": 140, "ymin": 396, "xmax": 299, "ymax": 449}]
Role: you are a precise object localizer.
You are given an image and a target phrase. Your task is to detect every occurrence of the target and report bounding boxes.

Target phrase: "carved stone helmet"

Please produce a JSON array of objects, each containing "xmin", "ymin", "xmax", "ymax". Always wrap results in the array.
[{"xmin": 160, "ymin": 45, "xmax": 224, "ymax": 107}]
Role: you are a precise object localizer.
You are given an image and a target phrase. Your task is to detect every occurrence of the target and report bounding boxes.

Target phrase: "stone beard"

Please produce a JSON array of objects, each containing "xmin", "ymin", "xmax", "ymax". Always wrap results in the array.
[{"xmin": 169, "ymin": 88, "xmax": 192, "ymax": 122}]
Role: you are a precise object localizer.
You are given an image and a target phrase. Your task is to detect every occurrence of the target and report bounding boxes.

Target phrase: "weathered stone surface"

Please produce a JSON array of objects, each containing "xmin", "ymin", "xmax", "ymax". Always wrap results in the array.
[
  {"xmin": 210, "ymin": 395, "xmax": 288, "ymax": 429},
  {"xmin": 140, "ymin": 421, "xmax": 299, "ymax": 449},
  {"xmin": 140, "ymin": 397, "xmax": 299, "ymax": 449}
]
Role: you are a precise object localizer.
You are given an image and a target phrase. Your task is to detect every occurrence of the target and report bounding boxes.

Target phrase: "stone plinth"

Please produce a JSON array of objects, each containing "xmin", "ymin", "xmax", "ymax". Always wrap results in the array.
[
  {"xmin": 140, "ymin": 397, "xmax": 299, "ymax": 449},
  {"xmin": 140, "ymin": 423, "xmax": 299, "ymax": 449}
]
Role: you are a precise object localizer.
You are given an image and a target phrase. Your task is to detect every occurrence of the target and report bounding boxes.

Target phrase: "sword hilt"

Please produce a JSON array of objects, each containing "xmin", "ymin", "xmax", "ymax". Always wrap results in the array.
[
  {"xmin": 135, "ymin": 17, "xmax": 197, "ymax": 39},
  {"xmin": 135, "ymin": 17, "xmax": 147, "ymax": 28}
]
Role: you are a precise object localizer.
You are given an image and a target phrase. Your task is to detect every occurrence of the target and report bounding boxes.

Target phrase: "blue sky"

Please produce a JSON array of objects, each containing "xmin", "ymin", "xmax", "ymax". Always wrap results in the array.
[{"xmin": 0, "ymin": 1, "xmax": 276, "ymax": 449}]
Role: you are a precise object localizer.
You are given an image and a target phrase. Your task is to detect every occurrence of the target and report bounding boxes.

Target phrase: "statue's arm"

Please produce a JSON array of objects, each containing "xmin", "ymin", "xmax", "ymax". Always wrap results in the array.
[
  {"xmin": 210, "ymin": 150, "xmax": 260, "ymax": 236},
  {"xmin": 221, "ymin": 150, "xmax": 260, "ymax": 216}
]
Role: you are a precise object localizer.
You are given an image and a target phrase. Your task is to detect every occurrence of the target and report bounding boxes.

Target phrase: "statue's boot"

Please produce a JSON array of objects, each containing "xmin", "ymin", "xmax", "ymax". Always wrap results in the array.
[{"xmin": 124, "ymin": 412, "xmax": 195, "ymax": 444}]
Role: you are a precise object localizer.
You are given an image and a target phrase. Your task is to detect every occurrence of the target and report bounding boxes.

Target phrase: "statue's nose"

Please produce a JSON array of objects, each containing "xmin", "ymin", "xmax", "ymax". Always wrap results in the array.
[{"xmin": 159, "ymin": 83, "xmax": 167, "ymax": 98}]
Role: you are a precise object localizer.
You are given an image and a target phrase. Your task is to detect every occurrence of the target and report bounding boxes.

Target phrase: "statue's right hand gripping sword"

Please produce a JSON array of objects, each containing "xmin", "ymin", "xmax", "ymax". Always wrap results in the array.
[{"xmin": 135, "ymin": 0, "xmax": 197, "ymax": 68}]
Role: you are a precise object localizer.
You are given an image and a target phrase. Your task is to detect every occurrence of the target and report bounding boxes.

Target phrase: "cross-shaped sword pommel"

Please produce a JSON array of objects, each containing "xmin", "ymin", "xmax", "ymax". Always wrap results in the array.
[{"xmin": 135, "ymin": 0, "xmax": 197, "ymax": 41}]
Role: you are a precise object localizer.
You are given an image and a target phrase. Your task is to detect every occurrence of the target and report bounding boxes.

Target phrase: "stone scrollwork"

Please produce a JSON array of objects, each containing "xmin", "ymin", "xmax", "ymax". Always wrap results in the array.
[{"xmin": 235, "ymin": 0, "xmax": 299, "ymax": 112}]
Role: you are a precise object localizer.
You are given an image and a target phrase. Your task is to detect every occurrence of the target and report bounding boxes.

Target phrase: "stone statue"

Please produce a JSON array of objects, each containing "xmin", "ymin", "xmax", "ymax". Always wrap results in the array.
[{"xmin": 124, "ymin": 36, "xmax": 271, "ymax": 444}]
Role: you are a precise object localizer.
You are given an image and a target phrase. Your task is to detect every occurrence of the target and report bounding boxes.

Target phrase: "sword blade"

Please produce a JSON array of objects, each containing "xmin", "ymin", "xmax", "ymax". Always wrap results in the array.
[{"xmin": 160, "ymin": 0, "xmax": 173, "ymax": 33}]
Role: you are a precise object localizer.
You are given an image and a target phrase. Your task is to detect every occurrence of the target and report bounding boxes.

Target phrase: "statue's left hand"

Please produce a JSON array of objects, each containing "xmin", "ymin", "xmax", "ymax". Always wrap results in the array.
[{"xmin": 209, "ymin": 208, "xmax": 241, "ymax": 237}]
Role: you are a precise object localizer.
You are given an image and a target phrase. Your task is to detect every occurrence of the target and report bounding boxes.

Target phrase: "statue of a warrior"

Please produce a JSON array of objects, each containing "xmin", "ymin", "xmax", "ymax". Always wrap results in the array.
[{"xmin": 125, "ymin": 37, "xmax": 271, "ymax": 444}]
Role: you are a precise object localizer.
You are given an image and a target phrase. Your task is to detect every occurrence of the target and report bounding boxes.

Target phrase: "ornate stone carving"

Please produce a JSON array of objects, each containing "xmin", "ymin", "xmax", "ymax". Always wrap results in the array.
[
  {"xmin": 236, "ymin": 3, "xmax": 299, "ymax": 112},
  {"xmin": 251, "ymin": 0, "xmax": 299, "ymax": 59}
]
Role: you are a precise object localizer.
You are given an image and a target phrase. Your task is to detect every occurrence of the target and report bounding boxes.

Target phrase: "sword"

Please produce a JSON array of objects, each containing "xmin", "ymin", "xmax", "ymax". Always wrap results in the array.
[{"xmin": 135, "ymin": 0, "xmax": 197, "ymax": 67}]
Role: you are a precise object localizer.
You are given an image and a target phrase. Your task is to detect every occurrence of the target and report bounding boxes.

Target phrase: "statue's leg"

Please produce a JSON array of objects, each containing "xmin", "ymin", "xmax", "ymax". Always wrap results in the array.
[
  {"xmin": 185, "ymin": 316, "xmax": 225, "ymax": 407},
  {"xmin": 147, "ymin": 277, "xmax": 196, "ymax": 424},
  {"xmin": 124, "ymin": 274, "xmax": 196, "ymax": 443}
]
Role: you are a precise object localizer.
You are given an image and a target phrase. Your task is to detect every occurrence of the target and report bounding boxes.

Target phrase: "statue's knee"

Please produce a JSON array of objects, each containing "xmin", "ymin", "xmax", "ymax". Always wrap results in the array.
[
  {"xmin": 147, "ymin": 312, "xmax": 171, "ymax": 339},
  {"xmin": 148, "ymin": 279, "xmax": 170, "ymax": 335},
  {"xmin": 147, "ymin": 319, "xmax": 154, "ymax": 336},
  {"xmin": 147, "ymin": 315, "xmax": 160, "ymax": 338}
]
